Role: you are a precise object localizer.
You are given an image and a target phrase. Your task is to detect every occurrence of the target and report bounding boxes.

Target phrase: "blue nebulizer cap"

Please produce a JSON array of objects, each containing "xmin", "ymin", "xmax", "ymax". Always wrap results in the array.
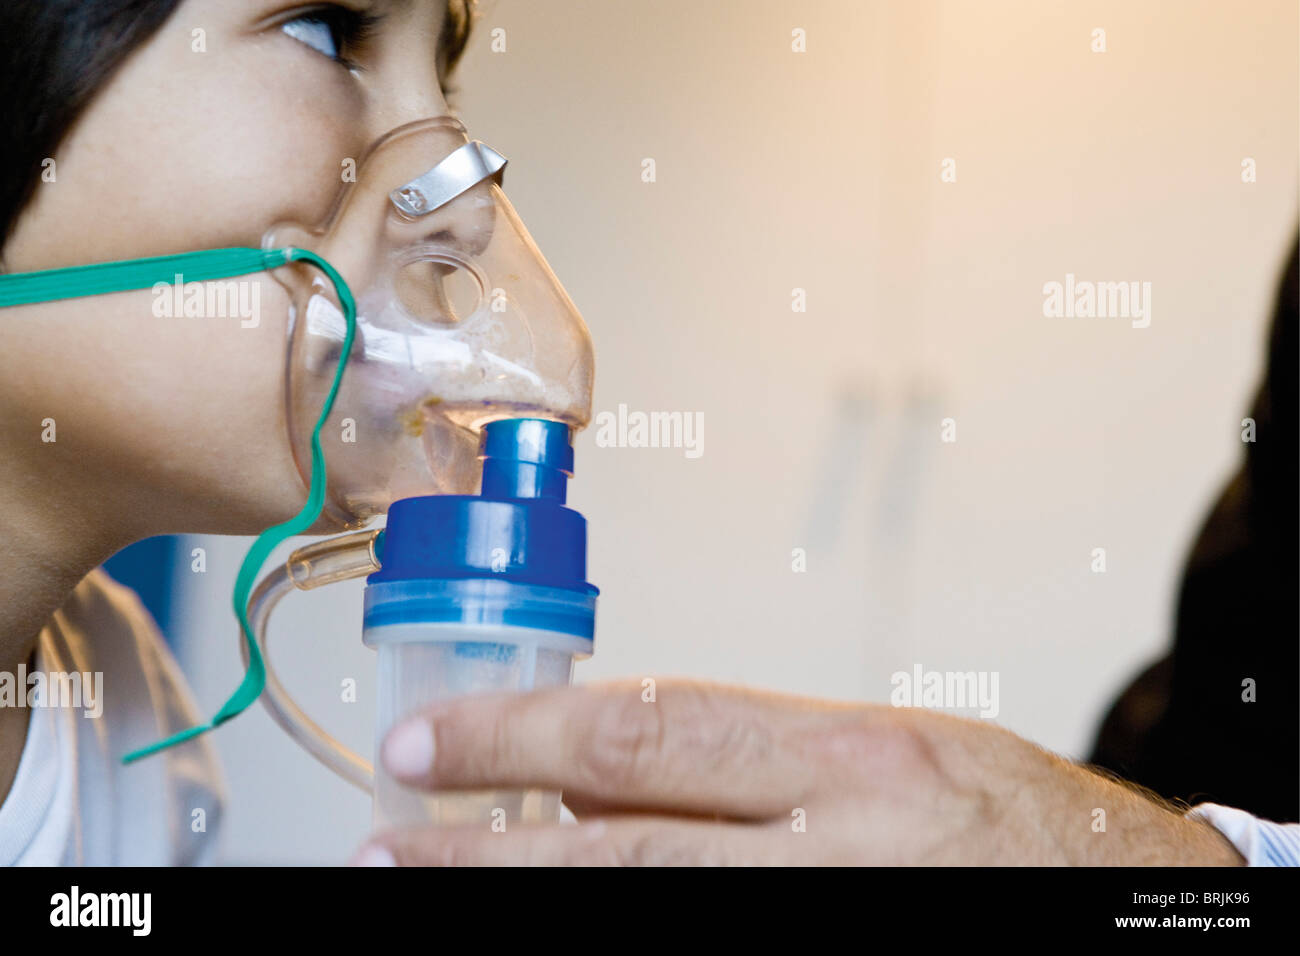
[{"xmin": 364, "ymin": 418, "xmax": 597, "ymax": 639}]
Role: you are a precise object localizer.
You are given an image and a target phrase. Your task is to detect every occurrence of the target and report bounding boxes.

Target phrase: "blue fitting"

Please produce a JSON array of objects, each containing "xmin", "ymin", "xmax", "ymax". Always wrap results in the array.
[
  {"xmin": 367, "ymin": 418, "xmax": 595, "ymax": 598},
  {"xmin": 480, "ymin": 418, "xmax": 573, "ymax": 503}
]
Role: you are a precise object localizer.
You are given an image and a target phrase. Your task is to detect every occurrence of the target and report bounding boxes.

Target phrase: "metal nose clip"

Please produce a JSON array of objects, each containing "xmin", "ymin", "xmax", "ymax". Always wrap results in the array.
[{"xmin": 390, "ymin": 141, "xmax": 508, "ymax": 217}]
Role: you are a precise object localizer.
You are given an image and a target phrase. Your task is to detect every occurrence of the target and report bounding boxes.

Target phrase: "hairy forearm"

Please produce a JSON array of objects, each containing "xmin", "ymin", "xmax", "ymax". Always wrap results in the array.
[
  {"xmin": 1044, "ymin": 760, "xmax": 1245, "ymax": 865},
  {"xmin": 913, "ymin": 711, "xmax": 1245, "ymax": 865}
]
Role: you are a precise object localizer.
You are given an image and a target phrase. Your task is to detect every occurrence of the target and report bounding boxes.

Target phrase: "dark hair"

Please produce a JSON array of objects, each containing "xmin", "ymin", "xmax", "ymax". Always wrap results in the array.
[
  {"xmin": 0, "ymin": 0, "xmax": 475, "ymax": 247},
  {"xmin": 0, "ymin": 1, "xmax": 184, "ymax": 247}
]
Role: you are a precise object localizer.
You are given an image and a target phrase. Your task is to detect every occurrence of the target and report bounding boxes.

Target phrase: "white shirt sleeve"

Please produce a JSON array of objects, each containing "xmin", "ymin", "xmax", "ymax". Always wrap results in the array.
[{"xmin": 1186, "ymin": 803, "xmax": 1300, "ymax": 866}]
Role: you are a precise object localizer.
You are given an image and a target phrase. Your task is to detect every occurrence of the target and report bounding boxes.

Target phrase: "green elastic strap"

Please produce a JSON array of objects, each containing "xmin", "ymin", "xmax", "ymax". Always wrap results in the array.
[
  {"xmin": 0, "ymin": 246, "xmax": 356, "ymax": 762},
  {"xmin": 0, "ymin": 247, "xmax": 288, "ymax": 308}
]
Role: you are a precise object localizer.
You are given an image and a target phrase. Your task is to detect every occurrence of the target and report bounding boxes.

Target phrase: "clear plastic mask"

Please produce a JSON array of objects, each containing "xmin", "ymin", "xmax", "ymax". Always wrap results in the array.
[{"xmin": 263, "ymin": 116, "xmax": 594, "ymax": 527}]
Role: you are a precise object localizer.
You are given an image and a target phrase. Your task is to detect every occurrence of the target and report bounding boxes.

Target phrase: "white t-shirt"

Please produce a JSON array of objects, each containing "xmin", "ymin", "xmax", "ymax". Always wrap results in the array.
[{"xmin": 0, "ymin": 569, "xmax": 225, "ymax": 866}]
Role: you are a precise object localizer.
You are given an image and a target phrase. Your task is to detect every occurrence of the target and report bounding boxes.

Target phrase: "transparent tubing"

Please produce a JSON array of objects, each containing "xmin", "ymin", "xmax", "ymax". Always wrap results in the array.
[{"xmin": 241, "ymin": 532, "xmax": 380, "ymax": 792}]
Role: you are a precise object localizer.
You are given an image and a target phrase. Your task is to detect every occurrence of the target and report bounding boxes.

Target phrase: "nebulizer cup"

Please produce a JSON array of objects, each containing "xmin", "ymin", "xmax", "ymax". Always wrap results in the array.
[{"xmin": 243, "ymin": 117, "xmax": 597, "ymax": 829}]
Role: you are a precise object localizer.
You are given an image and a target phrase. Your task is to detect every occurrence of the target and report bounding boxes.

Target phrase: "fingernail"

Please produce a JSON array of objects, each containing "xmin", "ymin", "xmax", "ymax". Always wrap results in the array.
[
  {"xmin": 382, "ymin": 719, "xmax": 436, "ymax": 778},
  {"xmin": 349, "ymin": 844, "xmax": 396, "ymax": 867}
]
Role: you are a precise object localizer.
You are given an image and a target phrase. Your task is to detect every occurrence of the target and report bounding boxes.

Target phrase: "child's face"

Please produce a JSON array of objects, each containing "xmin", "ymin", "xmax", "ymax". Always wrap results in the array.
[{"xmin": 1, "ymin": 0, "xmax": 466, "ymax": 536}]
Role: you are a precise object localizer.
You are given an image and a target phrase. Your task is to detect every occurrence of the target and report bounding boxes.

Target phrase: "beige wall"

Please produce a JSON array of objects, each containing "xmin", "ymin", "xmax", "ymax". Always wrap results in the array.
[{"xmin": 176, "ymin": 0, "xmax": 1299, "ymax": 863}]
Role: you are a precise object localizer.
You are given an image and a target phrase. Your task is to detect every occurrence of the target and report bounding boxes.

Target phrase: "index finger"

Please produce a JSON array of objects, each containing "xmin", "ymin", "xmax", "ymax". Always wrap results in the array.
[{"xmin": 379, "ymin": 678, "xmax": 862, "ymax": 819}]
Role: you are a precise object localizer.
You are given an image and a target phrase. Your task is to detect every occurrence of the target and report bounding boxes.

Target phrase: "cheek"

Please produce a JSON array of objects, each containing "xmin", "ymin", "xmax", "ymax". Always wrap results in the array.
[
  {"xmin": 152, "ymin": 280, "xmax": 290, "ymax": 414},
  {"xmin": 123, "ymin": 278, "xmax": 292, "ymax": 450},
  {"xmin": 7, "ymin": 27, "xmax": 357, "ymax": 272},
  {"xmin": 2, "ymin": 278, "xmax": 296, "ymax": 505}
]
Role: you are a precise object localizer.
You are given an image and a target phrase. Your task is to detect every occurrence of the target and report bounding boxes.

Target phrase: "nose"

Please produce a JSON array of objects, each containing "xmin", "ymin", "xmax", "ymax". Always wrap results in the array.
[
  {"xmin": 406, "ymin": 179, "xmax": 499, "ymax": 258},
  {"xmin": 390, "ymin": 136, "xmax": 505, "ymax": 259},
  {"xmin": 389, "ymin": 175, "xmax": 502, "ymax": 325},
  {"xmin": 360, "ymin": 2, "xmax": 457, "ymax": 140}
]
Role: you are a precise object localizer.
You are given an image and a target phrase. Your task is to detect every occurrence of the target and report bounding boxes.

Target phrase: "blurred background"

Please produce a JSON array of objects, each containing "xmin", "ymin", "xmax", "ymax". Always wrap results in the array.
[{"xmin": 110, "ymin": 0, "xmax": 1298, "ymax": 863}]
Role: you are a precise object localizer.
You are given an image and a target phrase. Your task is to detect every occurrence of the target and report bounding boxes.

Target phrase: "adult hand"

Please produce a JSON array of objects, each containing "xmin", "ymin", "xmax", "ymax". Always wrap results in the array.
[{"xmin": 348, "ymin": 679, "xmax": 1244, "ymax": 866}]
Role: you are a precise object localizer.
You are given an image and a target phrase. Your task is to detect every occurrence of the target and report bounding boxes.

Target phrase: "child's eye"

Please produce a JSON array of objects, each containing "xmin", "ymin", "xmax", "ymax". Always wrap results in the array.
[
  {"xmin": 282, "ymin": 17, "xmax": 339, "ymax": 61},
  {"xmin": 281, "ymin": 6, "xmax": 378, "ymax": 70}
]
